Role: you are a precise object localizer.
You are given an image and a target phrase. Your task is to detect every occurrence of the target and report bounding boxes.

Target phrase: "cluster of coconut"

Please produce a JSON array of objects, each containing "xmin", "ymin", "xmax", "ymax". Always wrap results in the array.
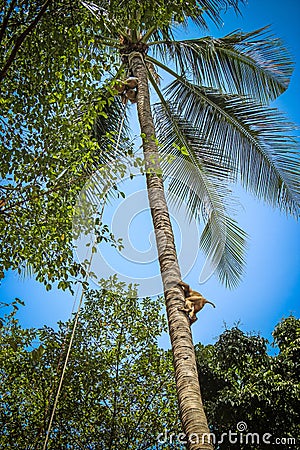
[{"xmin": 114, "ymin": 77, "xmax": 138, "ymax": 104}]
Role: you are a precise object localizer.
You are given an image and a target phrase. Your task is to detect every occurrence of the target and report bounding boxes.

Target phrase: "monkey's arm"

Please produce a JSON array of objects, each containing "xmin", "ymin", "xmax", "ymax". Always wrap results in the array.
[{"xmin": 178, "ymin": 299, "xmax": 193, "ymax": 313}]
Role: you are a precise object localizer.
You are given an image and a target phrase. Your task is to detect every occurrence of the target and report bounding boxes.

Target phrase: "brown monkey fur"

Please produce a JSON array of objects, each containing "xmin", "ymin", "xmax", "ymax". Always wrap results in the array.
[
  {"xmin": 115, "ymin": 77, "xmax": 138, "ymax": 104},
  {"xmin": 124, "ymin": 77, "xmax": 138, "ymax": 89},
  {"xmin": 114, "ymin": 80, "xmax": 127, "ymax": 94},
  {"xmin": 178, "ymin": 280, "xmax": 215, "ymax": 324},
  {"xmin": 124, "ymin": 88, "xmax": 137, "ymax": 102}
]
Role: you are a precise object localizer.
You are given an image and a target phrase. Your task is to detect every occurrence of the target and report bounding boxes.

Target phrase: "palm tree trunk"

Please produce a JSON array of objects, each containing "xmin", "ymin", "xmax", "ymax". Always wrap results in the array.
[{"xmin": 128, "ymin": 51, "xmax": 213, "ymax": 450}]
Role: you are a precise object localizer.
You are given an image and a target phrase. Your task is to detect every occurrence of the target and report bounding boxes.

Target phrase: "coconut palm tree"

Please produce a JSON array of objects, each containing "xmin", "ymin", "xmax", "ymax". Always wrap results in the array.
[{"xmin": 82, "ymin": 1, "xmax": 300, "ymax": 448}]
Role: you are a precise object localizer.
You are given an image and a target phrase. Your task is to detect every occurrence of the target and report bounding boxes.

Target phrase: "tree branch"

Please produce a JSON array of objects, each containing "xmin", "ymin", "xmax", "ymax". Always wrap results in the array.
[
  {"xmin": 0, "ymin": 0, "xmax": 17, "ymax": 44},
  {"xmin": 0, "ymin": 0, "xmax": 52, "ymax": 83}
]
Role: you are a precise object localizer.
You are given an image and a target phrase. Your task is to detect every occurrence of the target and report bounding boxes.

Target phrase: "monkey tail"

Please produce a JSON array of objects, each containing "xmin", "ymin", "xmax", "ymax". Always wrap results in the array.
[{"xmin": 205, "ymin": 300, "xmax": 216, "ymax": 308}]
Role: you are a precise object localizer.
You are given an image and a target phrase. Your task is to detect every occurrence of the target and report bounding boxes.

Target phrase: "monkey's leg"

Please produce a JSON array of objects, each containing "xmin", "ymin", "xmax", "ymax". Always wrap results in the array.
[
  {"xmin": 178, "ymin": 306, "xmax": 192, "ymax": 313},
  {"xmin": 178, "ymin": 300, "xmax": 192, "ymax": 313},
  {"xmin": 188, "ymin": 304, "xmax": 197, "ymax": 322}
]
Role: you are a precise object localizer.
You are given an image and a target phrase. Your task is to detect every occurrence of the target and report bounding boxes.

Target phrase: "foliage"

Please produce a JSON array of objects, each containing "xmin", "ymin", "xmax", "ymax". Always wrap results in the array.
[
  {"xmin": 1, "ymin": 290, "xmax": 299, "ymax": 449},
  {"xmin": 195, "ymin": 318, "xmax": 300, "ymax": 449},
  {"xmin": 81, "ymin": 0, "xmax": 300, "ymax": 288},
  {"xmin": 1, "ymin": 1, "xmax": 299, "ymax": 292},
  {"xmin": 0, "ymin": 1, "xmax": 134, "ymax": 290},
  {"xmin": 0, "ymin": 278, "xmax": 182, "ymax": 449},
  {"xmin": 149, "ymin": 28, "xmax": 299, "ymax": 288},
  {"xmin": 80, "ymin": 0, "xmax": 246, "ymax": 37}
]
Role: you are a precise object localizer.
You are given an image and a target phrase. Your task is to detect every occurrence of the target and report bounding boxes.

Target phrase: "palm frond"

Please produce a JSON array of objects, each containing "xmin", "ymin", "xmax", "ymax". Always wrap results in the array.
[
  {"xmin": 149, "ymin": 27, "xmax": 293, "ymax": 103},
  {"xmin": 80, "ymin": 0, "xmax": 120, "ymax": 37},
  {"xmin": 18, "ymin": 263, "xmax": 35, "ymax": 280},
  {"xmin": 82, "ymin": 94, "xmax": 132, "ymax": 206},
  {"xmin": 163, "ymin": 150, "xmax": 247, "ymax": 288},
  {"xmin": 93, "ymin": 95, "xmax": 130, "ymax": 164},
  {"xmin": 164, "ymin": 78, "xmax": 300, "ymax": 217},
  {"xmin": 81, "ymin": 0, "xmax": 246, "ymax": 41},
  {"xmin": 200, "ymin": 216, "xmax": 247, "ymax": 288},
  {"xmin": 152, "ymin": 103, "xmax": 234, "ymax": 187},
  {"xmin": 152, "ymin": 94, "xmax": 247, "ymax": 288},
  {"xmin": 191, "ymin": 0, "xmax": 246, "ymax": 29}
]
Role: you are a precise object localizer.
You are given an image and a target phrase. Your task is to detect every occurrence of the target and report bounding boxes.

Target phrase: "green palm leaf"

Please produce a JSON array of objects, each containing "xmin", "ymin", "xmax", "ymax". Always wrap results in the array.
[
  {"xmin": 164, "ymin": 78, "xmax": 300, "ymax": 217},
  {"xmin": 152, "ymin": 97, "xmax": 247, "ymax": 288},
  {"xmin": 201, "ymin": 216, "xmax": 247, "ymax": 288},
  {"xmin": 93, "ymin": 95, "xmax": 130, "ymax": 165},
  {"xmin": 189, "ymin": 0, "xmax": 246, "ymax": 29},
  {"xmin": 81, "ymin": 94, "xmax": 132, "ymax": 207},
  {"xmin": 81, "ymin": 0, "xmax": 246, "ymax": 41},
  {"xmin": 149, "ymin": 27, "xmax": 293, "ymax": 103}
]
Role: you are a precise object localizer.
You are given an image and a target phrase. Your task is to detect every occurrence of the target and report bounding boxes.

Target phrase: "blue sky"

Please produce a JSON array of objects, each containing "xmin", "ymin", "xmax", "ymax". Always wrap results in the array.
[{"xmin": 1, "ymin": 0, "xmax": 299, "ymax": 349}]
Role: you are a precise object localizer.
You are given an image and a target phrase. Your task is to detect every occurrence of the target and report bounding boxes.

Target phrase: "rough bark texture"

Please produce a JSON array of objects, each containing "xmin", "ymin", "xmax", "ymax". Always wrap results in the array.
[{"xmin": 128, "ymin": 51, "xmax": 213, "ymax": 450}]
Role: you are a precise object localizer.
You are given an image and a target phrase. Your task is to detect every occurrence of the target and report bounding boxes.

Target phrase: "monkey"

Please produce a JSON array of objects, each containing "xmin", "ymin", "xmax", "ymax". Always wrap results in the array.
[
  {"xmin": 177, "ymin": 280, "xmax": 215, "ymax": 324},
  {"xmin": 114, "ymin": 77, "xmax": 138, "ymax": 104},
  {"xmin": 124, "ymin": 88, "xmax": 137, "ymax": 103},
  {"xmin": 124, "ymin": 77, "xmax": 138, "ymax": 89},
  {"xmin": 114, "ymin": 77, "xmax": 138, "ymax": 93}
]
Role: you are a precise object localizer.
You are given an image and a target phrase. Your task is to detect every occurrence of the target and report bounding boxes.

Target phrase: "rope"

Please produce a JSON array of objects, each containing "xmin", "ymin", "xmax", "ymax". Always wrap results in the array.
[{"xmin": 42, "ymin": 102, "xmax": 127, "ymax": 449}]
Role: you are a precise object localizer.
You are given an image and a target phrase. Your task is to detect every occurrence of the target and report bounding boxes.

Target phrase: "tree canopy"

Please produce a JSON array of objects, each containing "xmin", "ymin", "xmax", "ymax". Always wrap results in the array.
[
  {"xmin": 195, "ymin": 316, "xmax": 300, "ymax": 449},
  {"xmin": 0, "ymin": 1, "xmax": 135, "ymax": 289},
  {"xmin": 1, "ymin": 0, "xmax": 299, "ymax": 291},
  {"xmin": 0, "ymin": 279, "xmax": 182, "ymax": 449},
  {"xmin": 1, "ymin": 291, "xmax": 299, "ymax": 449}
]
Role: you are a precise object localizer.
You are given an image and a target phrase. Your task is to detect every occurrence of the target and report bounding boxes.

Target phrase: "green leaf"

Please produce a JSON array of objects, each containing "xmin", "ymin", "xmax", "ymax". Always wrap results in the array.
[
  {"xmin": 151, "ymin": 27, "xmax": 293, "ymax": 103},
  {"xmin": 164, "ymin": 78, "xmax": 300, "ymax": 217}
]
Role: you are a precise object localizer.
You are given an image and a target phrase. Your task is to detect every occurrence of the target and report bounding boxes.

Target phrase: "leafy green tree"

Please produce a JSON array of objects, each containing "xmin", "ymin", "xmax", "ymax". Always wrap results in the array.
[
  {"xmin": 195, "ymin": 317, "xmax": 300, "ymax": 449},
  {"xmin": 0, "ymin": 1, "xmax": 131, "ymax": 289},
  {"xmin": 0, "ymin": 279, "xmax": 182, "ymax": 449},
  {"xmin": 1, "ymin": 1, "xmax": 300, "ymax": 447}
]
